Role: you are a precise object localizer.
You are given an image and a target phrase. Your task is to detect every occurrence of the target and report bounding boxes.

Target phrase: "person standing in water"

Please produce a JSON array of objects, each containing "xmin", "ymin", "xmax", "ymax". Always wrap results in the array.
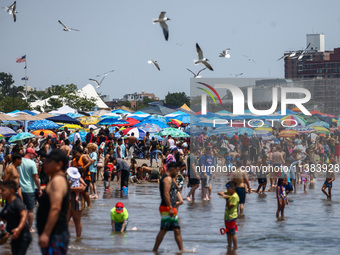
[{"xmin": 153, "ymin": 162, "xmax": 184, "ymax": 253}]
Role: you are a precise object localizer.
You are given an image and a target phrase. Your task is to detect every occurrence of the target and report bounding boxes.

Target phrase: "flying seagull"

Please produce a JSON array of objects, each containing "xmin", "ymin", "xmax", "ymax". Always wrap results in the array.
[
  {"xmin": 148, "ymin": 60, "xmax": 160, "ymax": 71},
  {"xmin": 31, "ymin": 94, "xmax": 43, "ymax": 101},
  {"xmin": 298, "ymin": 42, "xmax": 311, "ymax": 61},
  {"xmin": 58, "ymin": 20, "xmax": 79, "ymax": 31},
  {"xmin": 89, "ymin": 77, "xmax": 106, "ymax": 89},
  {"xmin": 152, "ymin": 11, "xmax": 170, "ymax": 41},
  {"xmin": 243, "ymin": 55, "xmax": 256, "ymax": 63},
  {"xmin": 3, "ymin": 1, "xmax": 17, "ymax": 22},
  {"xmin": 219, "ymin": 48, "xmax": 231, "ymax": 58},
  {"xmin": 96, "ymin": 69, "xmax": 114, "ymax": 77},
  {"xmin": 230, "ymin": 73, "xmax": 243, "ymax": 77},
  {"xmin": 18, "ymin": 91, "xmax": 37, "ymax": 101},
  {"xmin": 187, "ymin": 68, "xmax": 206, "ymax": 78},
  {"xmin": 277, "ymin": 51, "xmax": 297, "ymax": 61},
  {"xmin": 194, "ymin": 43, "xmax": 213, "ymax": 71}
]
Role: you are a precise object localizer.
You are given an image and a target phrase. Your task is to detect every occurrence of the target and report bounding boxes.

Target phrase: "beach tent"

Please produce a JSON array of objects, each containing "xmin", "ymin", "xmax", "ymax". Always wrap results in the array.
[
  {"xmin": 49, "ymin": 105, "xmax": 77, "ymax": 115},
  {"xmin": 138, "ymin": 105, "xmax": 175, "ymax": 116},
  {"xmin": 46, "ymin": 114, "xmax": 81, "ymax": 125}
]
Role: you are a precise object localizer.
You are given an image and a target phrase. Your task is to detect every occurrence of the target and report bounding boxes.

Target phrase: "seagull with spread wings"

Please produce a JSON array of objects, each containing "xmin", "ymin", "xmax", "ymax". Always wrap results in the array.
[
  {"xmin": 298, "ymin": 42, "xmax": 311, "ymax": 61},
  {"xmin": 243, "ymin": 55, "xmax": 256, "ymax": 63},
  {"xmin": 89, "ymin": 77, "xmax": 106, "ymax": 89},
  {"xmin": 219, "ymin": 48, "xmax": 231, "ymax": 58},
  {"xmin": 194, "ymin": 43, "xmax": 213, "ymax": 71},
  {"xmin": 187, "ymin": 68, "xmax": 206, "ymax": 78},
  {"xmin": 230, "ymin": 73, "xmax": 243, "ymax": 77},
  {"xmin": 3, "ymin": 1, "xmax": 17, "ymax": 22},
  {"xmin": 148, "ymin": 60, "xmax": 160, "ymax": 71},
  {"xmin": 96, "ymin": 70, "xmax": 114, "ymax": 77},
  {"xmin": 153, "ymin": 11, "xmax": 170, "ymax": 41},
  {"xmin": 58, "ymin": 20, "xmax": 79, "ymax": 32}
]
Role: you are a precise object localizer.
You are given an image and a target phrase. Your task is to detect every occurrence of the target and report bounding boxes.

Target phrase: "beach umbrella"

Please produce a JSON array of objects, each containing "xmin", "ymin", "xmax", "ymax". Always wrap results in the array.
[
  {"xmin": 27, "ymin": 119, "xmax": 60, "ymax": 131},
  {"xmin": 9, "ymin": 132, "xmax": 35, "ymax": 142},
  {"xmin": 254, "ymin": 127, "xmax": 273, "ymax": 132},
  {"xmin": 278, "ymin": 129, "xmax": 299, "ymax": 138},
  {"xmin": 0, "ymin": 127, "xmax": 16, "ymax": 137},
  {"xmin": 114, "ymin": 117, "xmax": 140, "ymax": 127},
  {"xmin": 119, "ymin": 127, "xmax": 146, "ymax": 139},
  {"xmin": 31, "ymin": 130, "xmax": 58, "ymax": 138},
  {"xmin": 34, "ymin": 112, "xmax": 54, "ymax": 119},
  {"xmin": 60, "ymin": 124, "xmax": 83, "ymax": 130},
  {"xmin": 229, "ymin": 121, "xmax": 253, "ymax": 128},
  {"xmin": 12, "ymin": 113, "xmax": 41, "ymax": 121},
  {"xmin": 0, "ymin": 113, "xmax": 17, "ymax": 121},
  {"xmin": 68, "ymin": 132, "xmax": 87, "ymax": 142},
  {"xmin": 1, "ymin": 120, "xmax": 19, "ymax": 126},
  {"xmin": 172, "ymin": 114, "xmax": 191, "ymax": 123},
  {"xmin": 209, "ymin": 126, "xmax": 238, "ymax": 137},
  {"xmin": 79, "ymin": 116, "xmax": 101, "ymax": 125},
  {"xmin": 288, "ymin": 126, "xmax": 317, "ymax": 133},
  {"xmin": 169, "ymin": 119, "xmax": 183, "ymax": 127},
  {"xmin": 255, "ymin": 130, "xmax": 275, "ymax": 140},
  {"xmin": 0, "ymin": 134, "xmax": 4, "ymax": 140},
  {"xmin": 155, "ymin": 128, "xmax": 190, "ymax": 138},
  {"xmin": 98, "ymin": 118, "xmax": 129, "ymax": 126},
  {"xmin": 281, "ymin": 115, "xmax": 307, "ymax": 126},
  {"xmin": 237, "ymin": 127, "xmax": 254, "ymax": 136},
  {"xmin": 308, "ymin": 121, "xmax": 329, "ymax": 129},
  {"xmin": 311, "ymin": 126, "xmax": 330, "ymax": 134},
  {"xmin": 134, "ymin": 120, "xmax": 169, "ymax": 132}
]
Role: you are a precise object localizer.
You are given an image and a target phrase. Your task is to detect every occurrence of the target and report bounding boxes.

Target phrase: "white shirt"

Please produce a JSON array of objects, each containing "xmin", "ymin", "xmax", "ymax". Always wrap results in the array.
[
  {"xmin": 73, "ymin": 132, "xmax": 81, "ymax": 143},
  {"xmin": 168, "ymin": 139, "xmax": 175, "ymax": 149}
]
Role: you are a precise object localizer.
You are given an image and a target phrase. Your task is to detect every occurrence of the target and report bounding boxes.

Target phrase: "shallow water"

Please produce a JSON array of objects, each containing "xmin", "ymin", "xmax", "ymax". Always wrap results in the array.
[{"xmin": 1, "ymin": 172, "xmax": 340, "ymax": 254}]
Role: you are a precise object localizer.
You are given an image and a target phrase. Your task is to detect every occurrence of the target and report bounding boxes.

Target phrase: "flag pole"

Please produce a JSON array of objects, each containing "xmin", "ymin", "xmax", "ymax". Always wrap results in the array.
[{"xmin": 25, "ymin": 55, "xmax": 28, "ymax": 103}]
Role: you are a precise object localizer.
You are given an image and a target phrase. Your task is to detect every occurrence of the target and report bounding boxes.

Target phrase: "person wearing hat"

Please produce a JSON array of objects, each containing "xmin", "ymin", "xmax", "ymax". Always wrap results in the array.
[
  {"xmin": 67, "ymin": 167, "xmax": 86, "ymax": 204},
  {"xmin": 110, "ymin": 202, "xmax": 129, "ymax": 233},
  {"xmin": 18, "ymin": 147, "xmax": 42, "ymax": 233},
  {"xmin": 165, "ymin": 147, "xmax": 178, "ymax": 169}
]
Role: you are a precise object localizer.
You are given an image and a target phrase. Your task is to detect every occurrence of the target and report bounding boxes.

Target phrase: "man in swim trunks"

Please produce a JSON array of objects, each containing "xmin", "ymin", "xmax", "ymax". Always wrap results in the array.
[{"xmin": 153, "ymin": 162, "xmax": 184, "ymax": 252}]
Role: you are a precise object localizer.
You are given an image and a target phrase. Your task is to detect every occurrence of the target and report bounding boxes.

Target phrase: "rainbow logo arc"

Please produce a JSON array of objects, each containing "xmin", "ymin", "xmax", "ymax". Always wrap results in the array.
[{"xmin": 196, "ymin": 82, "xmax": 223, "ymax": 106}]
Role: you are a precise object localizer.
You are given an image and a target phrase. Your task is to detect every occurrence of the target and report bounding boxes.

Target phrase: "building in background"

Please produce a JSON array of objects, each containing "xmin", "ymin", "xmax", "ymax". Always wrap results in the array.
[{"xmin": 284, "ymin": 34, "xmax": 340, "ymax": 115}]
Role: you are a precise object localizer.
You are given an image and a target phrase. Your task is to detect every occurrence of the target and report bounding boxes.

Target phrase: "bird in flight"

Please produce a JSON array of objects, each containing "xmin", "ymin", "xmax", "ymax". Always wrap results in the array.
[
  {"xmin": 243, "ymin": 55, "xmax": 256, "ymax": 63},
  {"xmin": 3, "ymin": 1, "xmax": 17, "ymax": 22},
  {"xmin": 153, "ymin": 11, "xmax": 170, "ymax": 41},
  {"xmin": 194, "ymin": 43, "xmax": 213, "ymax": 71},
  {"xmin": 18, "ymin": 91, "xmax": 38, "ymax": 101},
  {"xmin": 117, "ymin": 113, "xmax": 129, "ymax": 120},
  {"xmin": 186, "ymin": 68, "xmax": 206, "ymax": 78},
  {"xmin": 230, "ymin": 73, "xmax": 243, "ymax": 77},
  {"xmin": 219, "ymin": 48, "xmax": 231, "ymax": 58},
  {"xmin": 58, "ymin": 20, "xmax": 79, "ymax": 31},
  {"xmin": 298, "ymin": 42, "xmax": 311, "ymax": 61},
  {"xmin": 277, "ymin": 51, "xmax": 297, "ymax": 61},
  {"xmin": 148, "ymin": 60, "xmax": 160, "ymax": 71},
  {"xmin": 89, "ymin": 77, "xmax": 106, "ymax": 89},
  {"xmin": 96, "ymin": 69, "xmax": 114, "ymax": 77}
]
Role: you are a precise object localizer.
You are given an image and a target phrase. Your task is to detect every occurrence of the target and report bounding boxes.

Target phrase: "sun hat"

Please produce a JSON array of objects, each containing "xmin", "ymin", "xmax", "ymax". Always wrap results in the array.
[
  {"xmin": 67, "ymin": 167, "xmax": 80, "ymax": 179},
  {"xmin": 115, "ymin": 202, "xmax": 124, "ymax": 213}
]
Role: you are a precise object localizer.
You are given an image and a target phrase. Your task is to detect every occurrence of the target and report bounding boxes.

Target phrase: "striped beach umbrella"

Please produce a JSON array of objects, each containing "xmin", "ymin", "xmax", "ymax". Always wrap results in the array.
[
  {"xmin": 9, "ymin": 132, "xmax": 35, "ymax": 142},
  {"xmin": 281, "ymin": 115, "xmax": 307, "ymax": 126},
  {"xmin": 288, "ymin": 126, "xmax": 317, "ymax": 134},
  {"xmin": 31, "ymin": 130, "xmax": 58, "ymax": 138},
  {"xmin": 278, "ymin": 129, "xmax": 299, "ymax": 138},
  {"xmin": 308, "ymin": 121, "xmax": 330, "ymax": 129}
]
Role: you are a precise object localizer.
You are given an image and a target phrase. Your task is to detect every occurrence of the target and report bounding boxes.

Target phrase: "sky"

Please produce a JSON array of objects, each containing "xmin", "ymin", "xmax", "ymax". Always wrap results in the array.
[{"xmin": 1, "ymin": 0, "xmax": 340, "ymax": 100}]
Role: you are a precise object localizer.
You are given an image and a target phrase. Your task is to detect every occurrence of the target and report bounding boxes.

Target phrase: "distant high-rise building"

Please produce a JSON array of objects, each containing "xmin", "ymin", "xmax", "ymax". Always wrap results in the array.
[{"xmin": 283, "ymin": 34, "xmax": 340, "ymax": 115}]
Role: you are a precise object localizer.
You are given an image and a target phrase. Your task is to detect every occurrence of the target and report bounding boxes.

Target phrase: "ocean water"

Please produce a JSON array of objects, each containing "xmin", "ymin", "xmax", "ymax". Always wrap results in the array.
[{"xmin": 1, "ymin": 172, "xmax": 339, "ymax": 255}]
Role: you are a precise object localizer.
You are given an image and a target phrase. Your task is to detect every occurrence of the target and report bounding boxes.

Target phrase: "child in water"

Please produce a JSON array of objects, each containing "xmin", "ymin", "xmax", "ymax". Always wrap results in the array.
[
  {"xmin": 300, "ymin": 162, "xmax": 308, "ymax": 192},
  {"xmin": 218, "ymin": 181, "xmax": 239, "ymax": 248},
  {"xmin": 276, "ymin": 178, "xmax": 289, "ymax": 219}
]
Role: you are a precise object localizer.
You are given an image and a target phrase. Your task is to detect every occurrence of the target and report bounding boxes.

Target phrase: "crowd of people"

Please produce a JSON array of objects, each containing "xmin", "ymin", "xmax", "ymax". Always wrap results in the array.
[{"xmin": 0, "ymin": 123, "xmax": 338, "ymax": 253}]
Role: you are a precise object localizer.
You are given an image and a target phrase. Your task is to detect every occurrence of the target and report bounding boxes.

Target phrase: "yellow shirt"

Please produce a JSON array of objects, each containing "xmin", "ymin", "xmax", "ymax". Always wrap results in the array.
[
  {"xmin": 110, "ymin": 207, "xmax": 129, "ymax": 223},
  {"xmin": 224, "ymin": 192, "xmax": 239, "ymax": 220}
]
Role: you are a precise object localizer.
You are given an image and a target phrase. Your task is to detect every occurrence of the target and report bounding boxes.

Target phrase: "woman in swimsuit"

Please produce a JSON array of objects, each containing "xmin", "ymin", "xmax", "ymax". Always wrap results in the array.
[{"xmin": 276, "ymin": 178, "xmax": 288, "ymax": 219}]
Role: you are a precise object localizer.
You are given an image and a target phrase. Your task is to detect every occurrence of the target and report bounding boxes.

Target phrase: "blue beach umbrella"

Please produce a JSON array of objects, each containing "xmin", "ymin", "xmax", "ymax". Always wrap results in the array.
[
  {"xmin": 68, "ymin": 132, "xmax": 87, "ymax": 142},
  {"xmin": 9, "ymin": 132, "xmax": 35, "ymax": 142},
  {"xmin": 237, "ymin": 127, "xmax": 254, "ymax": 136},
  {"xmin": 27, "ymin": 119, "xmax": 60, "ymax": 131},
  {"xmin": 0, "ymin": 127, "xmax": 17, "ymax": 137}
]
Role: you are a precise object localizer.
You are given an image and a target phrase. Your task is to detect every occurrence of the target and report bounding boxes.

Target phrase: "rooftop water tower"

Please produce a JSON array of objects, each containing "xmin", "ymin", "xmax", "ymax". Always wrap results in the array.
[{"xmin": 306, "ymin": 34, "xmax": 325, "ymax": 52}]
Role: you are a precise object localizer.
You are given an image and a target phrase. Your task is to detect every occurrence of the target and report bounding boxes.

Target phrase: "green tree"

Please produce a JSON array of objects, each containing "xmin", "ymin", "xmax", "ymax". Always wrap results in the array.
[
  {"xmin": 0, "ymin": 96, "xmax": 29, "ymax": 112},
  {"xmin": 121, "ymin": 101, "xmax": 132, "ymax": 108},
  {"xmin": 47, "ymin": 98, "xmax": 63, "ymax": 110},
  {"xmin": 164, "ymin": 92, "xmax": 189, "ymax": 107},
  {"xmin": 0, "ymin": 72, "xmax": 15, "ymax": 100}
]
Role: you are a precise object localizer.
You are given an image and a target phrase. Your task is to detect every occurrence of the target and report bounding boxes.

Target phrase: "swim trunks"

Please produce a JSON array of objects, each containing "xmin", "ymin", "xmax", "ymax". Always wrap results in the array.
[
  {"xmin": 159, "ymin": 206, "xmax": 180, "ymax": 231},
  {"xmin": 235, "ymin": 187, "xmax": 246, "ymax": 204},
  {"xmin": 224, "ymin": 218, "xmax": 238, "ymax": 235},
  {"xmin": 324, "ymin": 180, "xmax": 332, "ymax": 188}
]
